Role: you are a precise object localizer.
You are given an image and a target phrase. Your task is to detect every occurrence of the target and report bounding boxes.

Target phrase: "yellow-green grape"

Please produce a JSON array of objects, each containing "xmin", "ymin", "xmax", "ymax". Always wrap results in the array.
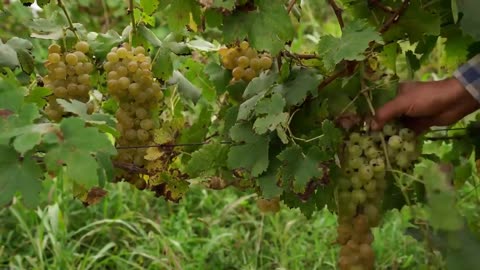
[
  {"xmin": 232, "ymin": 67, "xmax": 245, "ymax": 80},
  {"xmin": 243, "ymin": 68, "xmax": 256, "ymax": 81},
  {"xmin": 48, "ymin": 44, "xmax": 62, "ymax": 54},
  {"xmin": 239, "ymin": 40, "xmax": 249, "ymax": 50},
  {"xmin": 65, "ymin": 53, "xmax": 78, "ymax": 66},
  {"xmin": 260, "ymin": 56, "xmax": 272, "ymax": 69},
  {"xmin": 237, "ymin": 56, "xmax": 250, "ymax": 68},
  {"xmin": 48, "ymin": 53, "xmax": 61, "ymax": 64},
  {"xmin": 75, "ymin": 41, "xmax": 90, "ymax": 53},
  {"xmin": 107, "ymin": 52, "xmax": 119, "ymax": 63}
]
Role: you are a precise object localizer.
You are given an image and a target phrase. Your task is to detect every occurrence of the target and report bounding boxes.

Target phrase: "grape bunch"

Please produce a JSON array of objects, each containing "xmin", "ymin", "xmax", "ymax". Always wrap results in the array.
[
  {"xmin": 43, "ymin": 41, "xmax": 94, "ymax": 121},
  {"xmin": 336, "ymin": 123, "xmax": 419, "ymax": 270},
  {"xmin": 219, "ymin": 41, "xmax": 273, "ymax": 82},
  {"xmin": 104, "ymin": 43, "xmax": 164, "ymax": 187}
]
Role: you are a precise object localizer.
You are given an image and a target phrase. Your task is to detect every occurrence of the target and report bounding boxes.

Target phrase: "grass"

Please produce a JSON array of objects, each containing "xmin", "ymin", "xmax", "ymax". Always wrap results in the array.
[{"xmin": 0, "ymin": 179, "xmax": 435, "ymax": 270}]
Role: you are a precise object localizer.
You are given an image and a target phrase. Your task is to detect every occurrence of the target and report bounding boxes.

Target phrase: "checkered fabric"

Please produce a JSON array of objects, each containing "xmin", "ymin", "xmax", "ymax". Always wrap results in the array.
[{"xmin": 454, "ymin": 54, "xmax": 480, "ymax": 102}]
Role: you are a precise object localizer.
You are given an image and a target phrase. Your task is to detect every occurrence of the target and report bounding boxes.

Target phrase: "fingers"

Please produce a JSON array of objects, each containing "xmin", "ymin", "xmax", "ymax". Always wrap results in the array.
[{"xmin": 371, "ymin": 95, "xmax": 409, "ymax": 130}]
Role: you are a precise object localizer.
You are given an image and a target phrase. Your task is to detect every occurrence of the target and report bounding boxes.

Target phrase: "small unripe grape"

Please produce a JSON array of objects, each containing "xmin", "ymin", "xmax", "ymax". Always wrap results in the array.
[
  {"xmin": 65, "ymin": 53, "xmax": 78, "ymax": 65},
  {"xmin": 239, "ymin": 41, "xmax": 249, "ymax": 50},
  {"xmin": 359, "ymin": 166, "xmax": 373, "ymax": 181},
  {"xmin": 54, "ymin": 86, "xmax": 68, "ymax": 98},
  {"xmin": 395, "ymin": 152, "xmax": 410, "ymax": 168},
  {"xmin": 399, "ymin": 128, "xmax": 415, "ymax": 140},
  {"xmin": 140, "ymin": 119, "xmax": 154, "ymax": 130},
  {"xmin": 74, "ymin": 51, "xmax": 87, "ymax": 62},
  {"xmin": 75, "ymin": 41, "xmax": 90, "ymax": 53},
  {"xmin": 383, "ymin": 124, "xmax": 398, "ymax": 136},
  {"xmin": 137, "ymin": 129, "xmax": 150, "ymax": 141},
  {"xmin": 48, "ymin": 44, "xmax": 62, "ymax": 54},
  {"xmin": 363, "ymin": 180, "xmax": 376, "ymax": 193},
  {"xmin": 127, "ymin": 61, "xmax": 138, "ymax": 72},
  {"xmin": 133, "ymin": 46, "xmax": 146, "ymax": 55},
  {"xmin": 260, "ymin": 56, "xmax": 272, "ymax": 69},
  {"xmin": 108, "ymin": 71, "xmax": 119, "ymax": 80},
  {"xmin": 250, "ymin": 58, "xmax": 261, "ymax": 70},
  {"xmin": 243, "ymin": 68, "xmax": 256, "ymax": 81},
  {"xmin": 117, "ymin": 66, "xmax": 128, "ymax": 77},
  {"xmin": 135, "ymin": 108, "xmax": 148, "ymax": 119},
  {"xmin": 401, "ymin": 141, "xmax": 415, "ymax": 153},
  {"xmin": 118, "ymin": 77, "xmax": 130, "ymax": 90},
  {"xmin": 125, "ymin": 129, "xmax": 137, "ymax": 141},
  {"xmin": 232, "ymin": 67, "xmax": 245, "ymax": 80},
  {"xmin": 352, "ymin": 189, "xmax": 367, "ymax": 204},
  {"xmin": 117, "ymin": 47, "xmax": 128, "ymax": 59},
  {"xmin": 54, "ymin": 67, "xmax": 67, "ymax": 79},
  {"xmin": 351, "ymin": 176, "xmax": 363, "ymax": 189},
  {"xmin": 237, "ymin": 56, "xmax": 250, "ymax": 68},
  {"xmin": 107, "ymin": 52, "xmax": 119, "ymax": 62},
  {"xmin": 348, "ymin": 144, "xmax": 362, "ymax": 157},
  {"xmin": 388, "ymin": 135, "xmax": 402, "ymax": 149},
  {"xmin": 48, "ymin": 53, "xmax": 61, "ymax": 64},
  {"xmin": 128, "ymin": 83, "xmax": 141, "ymax": 96},
  {"xmin": 107, "ymin": 80, "xmax": 119, "ymax": 92}
]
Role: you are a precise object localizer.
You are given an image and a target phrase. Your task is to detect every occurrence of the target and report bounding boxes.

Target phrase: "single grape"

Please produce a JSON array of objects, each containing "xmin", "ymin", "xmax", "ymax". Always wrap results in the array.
[
  {"xmin": 243, "ymin": 68, "xmax": 256, "ymax": 81},
  {"xmin": 135, "ymin": 108, "xmax": 148, "ymax": 119},
  {"xmin": 117, "ymin": 47, "xmax": 128, "ymax": 59},
  {"xmin": 65, "ymin": 53, "xmax": 78, "ymax": 66},
  {"xmin": 395, "ymin": 152, "xmax": 410, "ymax": 168},
  {"xmin": 48, "ymin": 53, "xmax": 61, "ymax": 64},
  {"xmin": 140, "ymin": 119, "xmax": 154, "ymax": 130},
  {"xmin": 133, "ymin": 46, "xmax": 146, "ymax": 56},
  {"xmin": 401, "ymin": 141, "xmax": 415, "ymax": 153},
  {"xmin": 260, "ymin": 56, "xmax": 272, "ymax": 69},
  {"xmin": 250, "ymin": 58, "xmax": 261, "ymax": 70},
  {"xmin": 383, "ymin": 124, "xmax": 398, "ymax": 136},
  {"xmin": 351, "ymin": 175, "xmax": 363, "ymax": 189},
  {"xmin": 137, "ymin": 129, "xmax": 150, "ymax": 141},
  {"xmin": 239, "ymin": 41, "xmax": 249, "ymax": 50},
  {"xmin": 388, "ymin": 135, "xmax": 402, "ymax": 149},
  {"xmin": 48, "ymin": 44, "xmax": 62, "ymax": 54},
  {"xmin": 348, "ymin": 144, "xmax": 363, "ymax": 157},
  {"xmin": 107, "ymin": 52, "xmax": 119, "ymax": 63},
  {"xmin": 358, "ymin": 166, "xmax": 373, "ymax": 181},
  {"xmin": 399, "ymin": 128, "xmax": 415, "ymax": 140},
  {"xmin": 232, "ymin": 67, "xmax": 245, "ymax": 80},
  {"xmin": 352, "ymin": 189, "xmax": 367, "ymax": 204},
  {"xmin": 75, "ymin": 41, "xmax": 90, "ymax": 53},
  {"xmin": 125, "ymin": 129, "xmax": 137, "ymax": 141},
  {"xmin": 118, "ymin": 77, "xmax": 130, "ymax": 90}
]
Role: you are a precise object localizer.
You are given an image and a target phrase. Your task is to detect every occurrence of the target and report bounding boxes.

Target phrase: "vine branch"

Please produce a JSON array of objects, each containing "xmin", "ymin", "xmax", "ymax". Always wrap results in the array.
[
  {"xmin": 368, "ymin": 0, "xmax": 395, "ymax": 14},
  {"xmin": 287, "ymin": 0, "xmax": 296, "ymax": 14},
  {"xmin": 116, "ymin": 141, "xmax": 234, "ymax": 150},
  {"xmin": 128, "ymin": 0, "xmax": 136, "ymax": 34},
  {"xmin": 379, "ymin": 0, "xmax": 411, "ymax": 33},
  {"xmin": 57, "ymin": 0, "xmax": 79, "ymax": 40},
  {"xmin": 327, "ymin": 0, "xmax": 344, "ymax": 29}
]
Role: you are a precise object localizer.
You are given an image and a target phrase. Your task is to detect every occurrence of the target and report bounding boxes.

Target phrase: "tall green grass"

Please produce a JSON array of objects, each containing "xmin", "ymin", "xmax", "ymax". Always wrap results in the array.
[{"xmin": 0, "ymin": 180, "xmax": 433, "ymax": 270}]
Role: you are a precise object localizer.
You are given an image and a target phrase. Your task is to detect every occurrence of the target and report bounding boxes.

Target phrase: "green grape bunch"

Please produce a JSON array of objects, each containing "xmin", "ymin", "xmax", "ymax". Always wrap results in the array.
[
  {"xmin": 43, "ymin": 41, "xmax": 94, "ymax": 121},
  {"xmin": 335, "ymin": 123, "xmax": 420, "ymax": 270},
  {"xmin": 104, "ymin": 43, "xmax": 164, "ymax": 189},
  {"xmin": 219, "ymin": 41, "xmax": 273, "ymax": 82}
]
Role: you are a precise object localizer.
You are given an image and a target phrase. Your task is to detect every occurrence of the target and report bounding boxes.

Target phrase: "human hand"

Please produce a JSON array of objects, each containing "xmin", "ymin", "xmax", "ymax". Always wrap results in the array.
[{"xmin": 371, "ymin": 78, "xmax": 480, "ymax": 133}]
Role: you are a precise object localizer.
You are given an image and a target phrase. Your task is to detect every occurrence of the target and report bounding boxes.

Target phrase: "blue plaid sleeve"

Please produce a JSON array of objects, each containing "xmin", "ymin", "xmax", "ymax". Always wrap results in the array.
[{"xmin": 454, "ymin": 54, "xmax": 480, "ymax": 102}]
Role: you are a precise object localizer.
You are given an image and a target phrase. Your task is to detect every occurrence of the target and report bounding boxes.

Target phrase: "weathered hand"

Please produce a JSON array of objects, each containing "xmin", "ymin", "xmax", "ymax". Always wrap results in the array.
[{"xmin": 371, "ymin": 78, "xmax": 480, "ymax": 133}]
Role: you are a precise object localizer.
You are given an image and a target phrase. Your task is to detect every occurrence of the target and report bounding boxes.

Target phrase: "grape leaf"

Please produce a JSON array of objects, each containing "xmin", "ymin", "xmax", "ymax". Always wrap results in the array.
[
  {"xmin": 44, "ymin": 118, "xmax": 116, "ymax": 189},
  {"xmin": 211, "ymin": 0, "xmax": 235, "ymax": 10},
  {"xmin": 272, "ymin": 68, "xmax": 322, "ymax": 106},
  {"xmin": 185, "ymin": 143, "xmax": 229, "ymax": 177},
  {"xmin": 443, "ymin": 25, "xmax": 474, "ymax": 70},
  {"xmin": 257, "ymin": 159, "xmax": 283, "ymax": 199},
  {"xmin": 379, "ymin": 42, "xmax": 399, "ymax": 73},
  {"xmin": 415, "ymin": 160, "xmax": 463, "ymax": 231},
  {"xmin": 165, "ymin": 0, "xmax": 198, "ymax": 32},
  {"xmin": 383, "ymin": 1, "xmax": 440, "ymax": 43},
  {"xmin": 13, "ymin": 132, "xmax": 42, "ymax": 155},
  {"xmin": 140, "ymin": 0, "xmax": 159, "ymax": 15},
  {"xmin": 168, "ymin": 71, "xmax": 202, "ymax": 103},
  {"xmin": 248, "ymin": 0, "xmax": 295, "ymax": 55},
  {"xmin": 237, "ymin": 91, "xmax": 266, "ymax": 121},
  {"xmin": 318, "ymin": 120, "xmax": 343, "ymax": 151},
  {"xmin": 253, "ymin": 113, "xmax": 289, "ymax": 135},
  {"xmin": 222, "ymin": 0, "xmax": 294, "ymax": 55},
  {"xmin": 0, "ymin": 44, "xmax": 19, "ymax": 69},
  {"xmin": 277, "ymin": 145, "xmax": 323, "ymax": 193},
  {"xmin": 318, "ymin": 20, "xmax": 383, "ymax": 71},
  {"xmin": 152, "ymin": 48, "xmax": 173, "ymax": 80},
  {"xmin": 0, "ymin": 147, "xmax": 42, "ymax": 208},
  {"xmin": 457, "ymin": 0, "xmax": 480, "ymax": 40},
  {"xmin": 243, "ymin": 72, "xmax": 278, "ymax": 99},
  {"xmin": 228, "ymin": 123, "xmax": 270, "ymax": 176},
  {"xmin": 254, "ymin": 93, "xmax": 285, "ymax": 116},
  {"xmin": 205, "ymin": 62, "xmax": 232, "ymax": 95}
]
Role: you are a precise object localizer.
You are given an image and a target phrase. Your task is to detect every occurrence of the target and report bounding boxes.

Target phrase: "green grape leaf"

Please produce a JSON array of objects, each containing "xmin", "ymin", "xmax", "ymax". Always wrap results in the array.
[
  {"xmin": 237, "ymin": 91, "xmax": 266, "ymax": 121},
  {"xmin": 90, "ymin": 30, "xmax": 123, "ymax": 59},
  {"xmin": 140, "ymin": 0, "xmax": 159, "ymax": 15},
  {"xmin": 13, "ymin": 132, "xmax": 42, "ymax": 155},
  {"xmin": 318, "ymin": 20, "xmax": 383, "ymax": 71},
  {"xmin": 383, "ymin": 1, "xmax": 440, "ymax": 43},
  {"xmin": 0, "ymin": 44, "xmax": 19, "ymax": 69},
  {"xmin": 248, "ymin": 0, "xmax": 295, "ymax": 55},
  {"xmin": 443, "ymin": 25, "xmax": 474, "ymax": 70},
  {"xmin": 185, "ymin": 143, "xmax": 229, "ymax": 177},
  {"xmin": 211, "ymin": 0, "xmax": 235, "ymax": 10},
  {"xmin": 165, "ymin": 0, "xmax": 198, "ymax": 32},
  {"xmin": 415, "ymin": 160, "xmax": 463, "ymax": 231},
  {"xmin": 205, "ymin": 62, "xmax": 232, "ymax": 95},
  {"xmin": 228, "ymin": 123, "xmax": 270, "ymax": 176},
  {"xmin": 137, "ymin": 24, "xmax": 163, "ymax": 47},
  {"xmin": 168, "ymin": 71, "xmax": 202, "ymax": 103},
  {"xmin": 318, "ymin": 120, "xmax": 343, "ymax": 151},
  {"xmin": 222, "ymin": 11, "xmax": 252, "ymax": 44},
  {"xmin": 277, "ymin": 145, "xmax": 323, "ymax": 193},
  {"xmin": 181, "ymin": 59, "xmax": 216, "ymax": 102},
  {"xmin": 6, "ymin": 37, "xmax": 33, "ymax": 51},
  {"xmin": 186, "ymin": 39, "xmax": 218, "ymax": 52},
  {"xmin": 379, "ymin": 42, "xmax": 399, "ymax": 73},
  {"xmin": 457, "ymin": 0, "xmax": 480, "ymax": 40},
  {"xmin": 253, "ymin": 112, "xmax": 289, "ymax": 135},
  {"xmin": 272, "ymin": 68, "xmax": 322, "ymax": 106},
  {"xmin": 257, "ymin": 159, "xmax": 283, "ymax": 199},
  {"xmin": 255, "ymin": 93, "xmax": 286, "ymax": 116},
  {"xmin": 243, "ymin": 72, "xmax": 278, "ymax": 99},
  {"xmin": 44, "ymin": 118, "xmax": 116, "ymax": 189},
  {"xmin": 150, "ymin": 172, "xmax": 190, "ymax": 202},
  {"xmin": 17, "ymin": 49, "xmax": 35, "ymax": 75},
  {"xmin": 0, "ymin": 147, "xmax": 43, "ymax": 208},
  {"xmin": 152, "ymin": 48, "xmax": 173, "ymax": 80}
]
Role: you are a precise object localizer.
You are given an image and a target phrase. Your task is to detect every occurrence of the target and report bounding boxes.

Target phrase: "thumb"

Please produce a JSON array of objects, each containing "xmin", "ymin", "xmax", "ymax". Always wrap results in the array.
[{"xmin": 371, "ymin": 96, "xmax": 409, "ymax": 131}]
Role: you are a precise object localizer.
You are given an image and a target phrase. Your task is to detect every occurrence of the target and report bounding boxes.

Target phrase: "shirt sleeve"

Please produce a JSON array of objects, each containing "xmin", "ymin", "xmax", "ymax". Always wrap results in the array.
[{"xmin": 454, "ymin": 54, "xmax": 480, "ymax": 102}]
